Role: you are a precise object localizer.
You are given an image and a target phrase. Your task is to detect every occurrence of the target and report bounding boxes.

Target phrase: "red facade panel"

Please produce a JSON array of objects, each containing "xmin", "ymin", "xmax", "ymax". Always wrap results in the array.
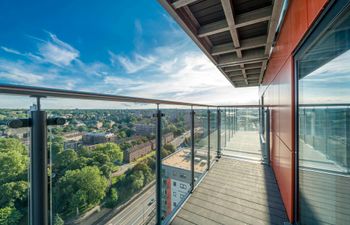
[
  {"xmin": 290, "ymin": 0, "xmax": 309, "ymax": 50},
  {"xmin": 260, "ymin": 0, "xmax": 328, "ymax": 222},
  {"xmin": 279, "ymin": 57, "xmax": 293, "ymax": 149},
  {"xmin": 307, "ymin": 0, "xmax": 328, "ymax": 26}
]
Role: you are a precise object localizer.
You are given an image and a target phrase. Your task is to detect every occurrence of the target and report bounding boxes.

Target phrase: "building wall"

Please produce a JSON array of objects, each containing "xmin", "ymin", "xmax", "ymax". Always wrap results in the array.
[{"xmin": 259, "ymin": 0, "xmax": 328, "ymax": 222}]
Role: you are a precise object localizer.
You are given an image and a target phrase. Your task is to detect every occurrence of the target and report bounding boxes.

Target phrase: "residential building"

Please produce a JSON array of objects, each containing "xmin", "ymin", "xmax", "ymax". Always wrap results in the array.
[
  {"xmin": 135, "ymin": 123, "xmax": 156, "ymax": 136},
  {"xmin": 161, "ymin": 149, "xmax": 207, "ymax": 216},
  {"xmin": 125, "ymin": 141, "xmax": 154, "ymax": 162},
  {"xmin": 82, "ymin": 132, "xmax": 115, "ymax": 145}
]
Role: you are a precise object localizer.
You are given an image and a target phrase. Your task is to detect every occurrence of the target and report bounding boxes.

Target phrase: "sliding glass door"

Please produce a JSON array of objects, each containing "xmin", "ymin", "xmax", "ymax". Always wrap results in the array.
[{"xmin": 295, "ymin": 1, "xmax": 350, "ymax": 224}]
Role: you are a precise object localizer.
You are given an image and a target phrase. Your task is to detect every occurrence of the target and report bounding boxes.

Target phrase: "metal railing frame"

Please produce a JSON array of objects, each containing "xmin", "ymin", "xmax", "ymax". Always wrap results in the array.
[{"xmin": 0, "ymin": 84, "xmax": 268, "ymax": 225}]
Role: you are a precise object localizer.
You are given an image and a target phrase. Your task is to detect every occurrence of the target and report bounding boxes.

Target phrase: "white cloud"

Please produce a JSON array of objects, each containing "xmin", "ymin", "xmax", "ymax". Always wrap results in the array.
[
  {"xmin": 110, "ymin": 51, "xmax": 156, "ymax": 73},
  {"xmin": 0, "ymin": 61, "xmax": 44, "ymax": 84},
  {"xmin": 103, "ymin": 51, "xmax": 258, "ymax": 105},
  {"xmin": 38, "ymin": 32, "xmax": 79, "ymax": 66},
  {"xmin": 1, "ymin": 46, "xmax": 21, "ymax": 55}
]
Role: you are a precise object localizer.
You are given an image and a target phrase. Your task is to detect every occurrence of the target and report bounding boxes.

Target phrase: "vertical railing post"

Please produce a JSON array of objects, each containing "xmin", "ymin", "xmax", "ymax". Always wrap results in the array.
[
  {"xmin": 31, "ymin": 97, "xmax": 48, "ymax": 225},
  {"xmin": 207, "ymin": 108, "xmax": 211, "ymax": 170},
  {"xmin": 224, "ymin": 108, "xmax": 227, "ymax": 146},
  {"xmin": 154, "ymin": 104, "xmax": 163, "ymax": 225},
  {"xmin": 7, "ymin": 98, "xmax": 65, "ymax": 225},
  {"xmin": 217, "ymin": 108, "xmax": 221, "ymax": 159},
  {"xmin": 346, "ymin": 107, "xmax": 350, "ymax": 171},
  {"xmin": 190, "ymin": 107, "xmax": 195, "ymax": 192},
  {"xmin": 230, "ymin": 108, "xmax": 232, "ymax": 138},
  {"xmin": 265, "ymin": 108, "xmax": 271, "ymax": 166}
]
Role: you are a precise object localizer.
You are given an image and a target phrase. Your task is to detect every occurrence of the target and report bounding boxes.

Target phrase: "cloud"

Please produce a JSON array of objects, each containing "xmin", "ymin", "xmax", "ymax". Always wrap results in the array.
[
  {"xmin": 1, "ymin": 46, "xmax": 21, "ymax": 55},
  {"xmin": 103, "ymin": 50, "xmax": 258, "ymax": 105},
  {"xmin": 38, "ymin": 32, "xmax": 79, "ymax": 66},
  {"xmin": 0, "ymin": 60, "xmax": 44, "ymax": 84},
  {"xmin": 109, "ymin": 51, "xmax": 156, "ymax": 73}
]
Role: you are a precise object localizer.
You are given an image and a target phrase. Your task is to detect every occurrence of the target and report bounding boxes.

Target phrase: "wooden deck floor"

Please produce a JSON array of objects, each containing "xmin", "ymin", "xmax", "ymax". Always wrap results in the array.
[{"xmin": 171, "ymin": 158, "xmax": 288, "ymax": 225}]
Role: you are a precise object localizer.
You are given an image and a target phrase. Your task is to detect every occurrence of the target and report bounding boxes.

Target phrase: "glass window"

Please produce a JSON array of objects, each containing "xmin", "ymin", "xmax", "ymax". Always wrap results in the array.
[{"xmin": 297, "ymin": 3, "xmax": 350, "ymax": 224}]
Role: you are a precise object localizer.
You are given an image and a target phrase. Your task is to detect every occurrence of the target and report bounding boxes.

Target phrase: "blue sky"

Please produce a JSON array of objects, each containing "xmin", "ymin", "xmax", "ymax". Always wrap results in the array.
[{"xmin": 0, "ymin": 0, "xmax": 258, "ymax": 107}]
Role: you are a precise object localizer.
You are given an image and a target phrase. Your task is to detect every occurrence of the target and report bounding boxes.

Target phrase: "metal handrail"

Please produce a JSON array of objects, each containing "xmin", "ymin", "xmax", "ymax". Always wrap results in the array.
[
  {"xmin": 0, "ymin": 84, "xmax": 213, "ymax": 107},
  {"xmin": 1, "ymin": 84, "xmax": 349, "ymax": 108}
]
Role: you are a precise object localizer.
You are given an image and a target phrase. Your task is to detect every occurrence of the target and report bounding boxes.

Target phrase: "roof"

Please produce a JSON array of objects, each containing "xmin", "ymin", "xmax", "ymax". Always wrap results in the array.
[
  {"xmin": 158, "ymin": 0, "xmax": 284, "ymax": 87},
  {"xmin": 162, "ymin": 148, "xmax": 207, "ymax": 173}
]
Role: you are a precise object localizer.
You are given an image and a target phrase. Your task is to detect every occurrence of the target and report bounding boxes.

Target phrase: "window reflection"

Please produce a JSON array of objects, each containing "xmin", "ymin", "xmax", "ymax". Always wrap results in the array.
[{"xmin": 298, "ymin": 5, "xmax": 350, "ymax": 225}]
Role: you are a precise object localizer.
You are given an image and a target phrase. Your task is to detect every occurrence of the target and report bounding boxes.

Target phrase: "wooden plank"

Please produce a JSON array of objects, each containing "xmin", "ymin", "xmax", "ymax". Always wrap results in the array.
[{"xmin": 171, "ymin": 158, "xmax": 289, "ymax": 225}]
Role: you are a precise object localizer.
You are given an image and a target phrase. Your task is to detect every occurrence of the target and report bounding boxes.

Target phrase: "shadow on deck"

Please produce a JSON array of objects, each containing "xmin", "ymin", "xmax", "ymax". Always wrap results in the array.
[{"xmin": 171, "ymin": 157, "xmax": 288, "ymax": 225}]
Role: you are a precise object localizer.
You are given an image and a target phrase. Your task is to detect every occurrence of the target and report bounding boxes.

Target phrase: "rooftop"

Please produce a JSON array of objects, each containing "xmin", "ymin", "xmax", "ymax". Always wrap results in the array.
[{"xmin": 162, "ymin": 148, "xmax": 208, "ymax": 173}]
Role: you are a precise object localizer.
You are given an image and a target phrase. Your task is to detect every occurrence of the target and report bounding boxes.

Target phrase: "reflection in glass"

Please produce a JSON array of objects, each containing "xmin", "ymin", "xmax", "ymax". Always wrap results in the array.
[{"xmin": 298, "ymin": 6, "xmax": 350, "ymax": 225}]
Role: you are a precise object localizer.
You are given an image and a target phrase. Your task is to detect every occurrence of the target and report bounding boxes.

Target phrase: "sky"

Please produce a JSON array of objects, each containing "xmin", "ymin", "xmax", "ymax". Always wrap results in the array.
[{"xmin": 0, "ymin": 0, "xmax": 259, "ymax": 108}]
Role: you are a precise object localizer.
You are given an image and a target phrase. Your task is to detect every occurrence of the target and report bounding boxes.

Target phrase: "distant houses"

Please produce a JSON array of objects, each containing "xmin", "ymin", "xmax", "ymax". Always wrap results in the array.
[
  {"xmin": 125, "ymin": 141, "xmax": 154, "ymax": 162},
  {"xmin": 82, "ymin": 132, "xmax": 116, "ymax": 145}
]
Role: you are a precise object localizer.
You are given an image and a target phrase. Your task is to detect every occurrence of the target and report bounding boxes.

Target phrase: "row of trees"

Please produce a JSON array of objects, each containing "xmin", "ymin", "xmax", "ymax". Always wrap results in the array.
[
  {"xmin": 51, "ymin": 138, "xmax": 124, "ymax": 219},
  {"xmin": 0, "ymin": 138, "xmax": 29, "ymax": 225}
]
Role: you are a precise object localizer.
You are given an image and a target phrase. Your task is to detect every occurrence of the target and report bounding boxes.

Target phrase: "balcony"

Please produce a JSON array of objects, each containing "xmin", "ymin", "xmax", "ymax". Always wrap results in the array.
[
  {"xmin": 0, "ymin": 84, "xmax": 276, "ymax": 225},
  {"xmin": 171, "ymin": 158, "xmax": 288, "ymax": 225}
]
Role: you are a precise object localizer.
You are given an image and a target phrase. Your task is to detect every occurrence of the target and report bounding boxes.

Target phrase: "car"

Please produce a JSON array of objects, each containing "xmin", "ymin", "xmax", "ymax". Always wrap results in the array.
[{"xmin": 148, "ymin": 198, "xmax": 155, "ymax": 206}]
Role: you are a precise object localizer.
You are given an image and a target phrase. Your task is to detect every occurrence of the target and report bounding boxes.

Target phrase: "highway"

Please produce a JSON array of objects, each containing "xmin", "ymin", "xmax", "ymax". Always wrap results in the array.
[{"xmin": 106, "ymin": 185, "xmax": 156, "ymax": 225}]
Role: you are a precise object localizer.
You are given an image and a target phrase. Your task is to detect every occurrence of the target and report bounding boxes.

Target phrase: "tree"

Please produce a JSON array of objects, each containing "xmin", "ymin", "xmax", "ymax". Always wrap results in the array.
[
  {"xmin": 93, "ymin": 143, "xmax": 123, "ymax": 164},
  {"xmin": 53, "ymin": 214, "xmax": 64, "ymax": 225},
  {"xmin": 105, "ymin": 188, "xmax": 119, "ymax": 208},
  {"xmin": 0, "ymin": 206, "xmax": 22, "ymax": 225},
  {"xmin": 129, "ymin": 170, "xmax": 144, "ymax": 191},
  {"xmin": 0, "ymin": 181, "xmax": 28, "ymax": 206},
  {"xmin": 133, "ymin": 163, "xmax": 153, "ymax": 185},
  {"xmin": 57, "ymin": 166, "xmax": 108, "ymax": 214},
  {"xmin": 50, "ymin": 136, "xmax": 64, "ymax": 161},
  {"xmin": 163, "ymin": 144, "xmax": 175, "ymax": 153},
  {"xmin": 0, "ymin": 138, "xmax": 26, "ymax": 155},
  {"xmin": 0, "ymin": 138, "xmax": 28, "ymax": 184},
  {"xmin": 55, "ymin": 149, "xmax": 78, "ymax": 176}
]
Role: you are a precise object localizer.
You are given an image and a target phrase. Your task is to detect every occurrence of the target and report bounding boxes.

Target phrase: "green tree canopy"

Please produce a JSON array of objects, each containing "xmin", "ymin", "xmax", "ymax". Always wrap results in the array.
[
  {"xmin": 0, "ymin": 138, "xmax": 28, "ymax": 184},
  {"xmin": 129, "ymin": 170, "xmax": 144, "ymax": 191},
  {"xmin": 93, "ymin": 143, "xmax": 123, "ymax": 164},
  {"xmin": 0, "ymin": 206, "xmax": 22, "ymax": 225},
  {"xmin": 0, "ymin": 181, "xmax": 28, "ymax": 206},
  {"xmin": 57, "ymin": 166, "xmax": 108, "ymax": 214}
]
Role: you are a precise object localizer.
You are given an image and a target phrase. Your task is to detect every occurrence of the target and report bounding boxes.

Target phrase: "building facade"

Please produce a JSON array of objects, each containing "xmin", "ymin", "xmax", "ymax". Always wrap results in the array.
[{"xmin": 125, "ymin": 141, "xmax": 154, "ymax": 162}]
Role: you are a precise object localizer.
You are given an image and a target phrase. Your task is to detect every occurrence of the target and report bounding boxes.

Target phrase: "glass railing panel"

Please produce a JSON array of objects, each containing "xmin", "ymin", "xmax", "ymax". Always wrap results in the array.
[
  {"xmin": 42, "ymin": 98, "xmax": 156, "ymax": 225},
  {"xmin": 0, "ymin": 94, "xmax": 34, "ymax": 225},
  {"xmin": 220, "ymin": 108, "xmax": 226, "ymax": 149},
  {"xmin": 193, "ymin": 107, "xmax": 208, "ymax": 185},
  {"xmin": 160, "ymin": 105, "xmax": 192, "ymax": 223},
  {"xmin": 222, "ymin": 107, "xmax": 261, "ymax": 161},
  {"xmin": 209, "ymin": 108, "xmax": 218, "ymax": 167}
]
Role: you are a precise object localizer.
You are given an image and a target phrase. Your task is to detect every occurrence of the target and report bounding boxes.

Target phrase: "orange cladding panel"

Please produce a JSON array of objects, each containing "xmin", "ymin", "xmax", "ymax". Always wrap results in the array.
[{"xmin": 260, "ymin": 0, "xmax": 328, "ymax": 222}]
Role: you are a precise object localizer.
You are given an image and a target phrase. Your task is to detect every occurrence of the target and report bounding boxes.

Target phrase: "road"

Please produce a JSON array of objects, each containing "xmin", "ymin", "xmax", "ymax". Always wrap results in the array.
[{"xmin": 105, "ymin": 186, "xmax": 156, "ymax": 225}]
